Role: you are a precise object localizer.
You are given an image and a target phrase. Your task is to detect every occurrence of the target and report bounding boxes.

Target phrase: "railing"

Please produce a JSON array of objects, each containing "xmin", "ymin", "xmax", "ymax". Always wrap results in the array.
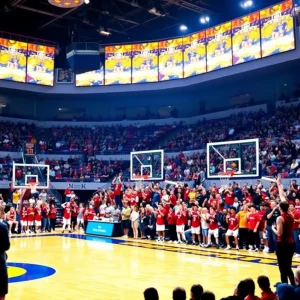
[{"xmin": 33, "ymin": 156, "xmax": 62, "ymax": 205}]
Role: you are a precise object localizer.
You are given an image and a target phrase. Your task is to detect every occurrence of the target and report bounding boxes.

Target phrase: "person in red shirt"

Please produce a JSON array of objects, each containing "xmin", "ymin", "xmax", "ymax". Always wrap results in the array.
[
  {"xmin": 169, "ymin": 190, "xmax": 177, "ymax": 207},
  {"xmin": 247, "ymin": 205, "xmax": 260, "ymax": 251},
  {"xmin": 87, "ymin": 205, "xmax": 96, "ymax": 221},
  {"xmin": 92, "ymin": 193, "xmax": 101, "ymax": 215},
  {"xmin": 155, "ymin": 204, "xmax": 165, "ymax": 242},
  {"xmin": 225, "ymin": 207, "xmax": 239, "ymax": 250},
  {"xmin": 257, "ymin": 275, "xmax": 276, "ymax": 300},
  {"xmin": 175, "ymin": 204, "xmax": 186, "ymax": 244},
  {"xmin": 27, "ymin": 204, "xmax": 35, "ymax": 234},
  {"xmin": 258, "ymin": 203, "xmax": 268, "ymax": 253},
  {"xmin": 49, "ymin": 204, "xmax": 57, "ymax": 232},
  {"xmin": 64, "ymin": 186, "xmax": 72, "ymax": 202},
  {"xmin": 224, "ymin": 188, "xmax": 234, "ymax": 209},
  {"xmin": 167, "ymin": 207, "xmax": 176, "ymax": 242},
  {"xmin": 61, "ymin": 202, "xmax": 72, "ymax": 233},
  {"xmin": 34, "ymin": 204, "xmax": 42, "ymax": 233},
  {"xmin": 112, "ymin": 175, "xmax": 123, "ymax": 208},
  {"xmin": 20, "ymin": 206, "xmax": 28, "ymax": 234},
  {"xmin": 190, "ymin": 205, "xmax": 201, "ymax": 245},
  {"xmin": 244, "ymin": 278, "xmax": 261, "ymax": 300},
  {"xmin": 207, "ymin": 207, "xmax": 219, "ymax": 248},
  {"xmin": 290, "ymin": 203, "xmax": 300, "ymax": 257}
]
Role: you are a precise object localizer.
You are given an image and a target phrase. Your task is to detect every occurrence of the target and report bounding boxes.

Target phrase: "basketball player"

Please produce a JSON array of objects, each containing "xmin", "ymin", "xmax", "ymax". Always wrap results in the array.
[
  {"xmin": 155, "ymin": 204, "xmax": 165, "ymax": 242},
  {"xmin": 272, "ymin": 176, "xmax": 295, "ymax": 284},
  {"xmin": 190, "ymin": 205, "xmax": 201, "ymax": 245},
  {"xmin": 34, "ymin": 204, "xmax": 42, "ymax": 233},
  {"xmin": 27, "ymin": 203, "xmax": 35, "ymax": 234},
  {"xmin": 206, "ymin": 207, "xmax": 219, "ymax": 248},
  {"xmin": 61, "ymin": 202, "xmax": 72, "ymax": 233},
  {"xmin": 0, "ymin": 209, "xmax": 10, "ymax": 300},
  {"xmin": 6, "ymin": 207, "xmax": 18, "ymax": 235},
  {"xmin": 20, "ymin": 206, "xmax": 28, "ymax": 234},
  {"xmin": 175, "ymin": 204, "xmax": 186, "ymax": 244},
  {"xmin": 247, "ymin": 205, "xmax": 260, "ymax": 252},
  {"xmin": 225, "ymin": 207, "xmax": 239, "ymax": 250}
]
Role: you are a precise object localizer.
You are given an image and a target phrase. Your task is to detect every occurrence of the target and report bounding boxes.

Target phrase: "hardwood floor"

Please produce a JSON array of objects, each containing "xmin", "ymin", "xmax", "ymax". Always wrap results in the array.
[{"xmin": 6, "ymin": 234, "xmax": 300, "ymax": 300}]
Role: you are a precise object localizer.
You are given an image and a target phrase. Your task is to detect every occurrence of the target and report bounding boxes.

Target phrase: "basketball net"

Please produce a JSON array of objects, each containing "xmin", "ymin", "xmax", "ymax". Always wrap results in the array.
[
  {"xmin": 27, "ymin": 182, "xmax": 38, "ymax": 193},
  {"xmin": 217, "ymin": 171, "xmax": 235, "ymax": 187},
  {"xmin": 132, "ymin": 175, "xmax": 148, "ymax": 190}
]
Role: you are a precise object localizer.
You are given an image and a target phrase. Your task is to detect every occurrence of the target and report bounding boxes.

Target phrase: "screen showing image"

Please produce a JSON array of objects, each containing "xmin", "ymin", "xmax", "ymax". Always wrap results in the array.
[
  {"xmin": 105, "ymin": 45, "xmax": 132, "ymax": 85},
  {"xmin": 232, "ymin": 12, "xmax": 261, "ymax": 65},
  {"xmin": 26, "ymin": 43, "xmax": 55, "ymax": 86},
  {"xmin": 158, "ymin": 38, "xmax": 183, "ymax": 81},
  {"xmin": 206, "ymin": 22, "xmax": 232, "ymax": 72},
  {"xmin": 183, "ymin": 31, "xmax": 206, "ymax": 78},
  {"xmin": 260, "ymin": 0, "xmax": 295, "ymax": 58},
  {"xmin": 76, "ymin": 68, "xmax": 104, "ymax": 86},
  {"xmin": 132, "ymin": 42, "xmax": 158, "ymax": 83},
  {"xmin": 0, "ymin": 38, "xmax": 27, "ymax": 83}
]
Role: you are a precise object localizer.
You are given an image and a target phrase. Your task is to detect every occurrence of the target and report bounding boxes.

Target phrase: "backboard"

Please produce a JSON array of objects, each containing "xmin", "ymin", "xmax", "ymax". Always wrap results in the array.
[
  {"xmin": 12, "ymin": 162, "xmax": 50, "ymax": 189},
  {"xmin": 130, "ymin": 149, "xmax": 164, "ymax": 181},
  {"xmin": 207, "ymin": 138, "xmax": 259, "ymax": 179}
]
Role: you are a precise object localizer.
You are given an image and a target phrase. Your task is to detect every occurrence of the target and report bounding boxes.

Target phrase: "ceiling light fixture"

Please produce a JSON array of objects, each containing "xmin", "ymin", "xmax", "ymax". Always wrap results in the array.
[{"xmin": 48, "ymin": 0, "xmax": 84, "ymax": 8}]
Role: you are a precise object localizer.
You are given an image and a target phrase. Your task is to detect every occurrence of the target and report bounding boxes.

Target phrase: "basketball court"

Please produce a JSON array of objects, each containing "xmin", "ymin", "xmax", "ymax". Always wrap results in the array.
[
  {"xmin": 6, "ymin": 233, "xmax": 300, "ymax": 300},
  {"xmin": 6, "ymin": 141, "xmax": 294, "ymax": 299}
]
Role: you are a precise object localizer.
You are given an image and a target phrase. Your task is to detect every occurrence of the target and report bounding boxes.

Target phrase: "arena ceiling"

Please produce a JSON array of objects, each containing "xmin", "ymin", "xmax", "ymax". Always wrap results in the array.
[{"xmin": 0, "ymin": 0, "xmax": 284, "ymax": 47}]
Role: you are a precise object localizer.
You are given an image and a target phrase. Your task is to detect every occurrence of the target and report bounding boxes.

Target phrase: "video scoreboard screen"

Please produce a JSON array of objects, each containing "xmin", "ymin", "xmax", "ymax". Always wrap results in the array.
[
  {"xmin": 232, "ymin": 12, "xmax": 261, "ymax": 65},
  {"xmin": 0, "ymin": 38, "xmax": 27, "ymax": 83},
  {"xmin": 206, "ymin": 22, "xmax": 232, "ymax": 72},
  {"xmin": 132, "ymin": 42, "xmax": 158, "ymax": 83},
  {"xmin": 105, "ymin": 45, "xmax": 132, "ymax": 85},
  {"xmin": 26, "ymin": 43, "xmax": 55, "ymax": 86},
  {"xmin": 158, "ymin": 38, "xmax": 183, "ymax": 81},
  {"xmin": 76, "ymin": 68, "xmax": 104, "ymax": 86},
  {"xmin": 183, "ymin": 31, "xmax": 206, "ymax": 78},
  {"xmin": 260, "ymin": 0, "xmax": 295, "ymax": 58}
]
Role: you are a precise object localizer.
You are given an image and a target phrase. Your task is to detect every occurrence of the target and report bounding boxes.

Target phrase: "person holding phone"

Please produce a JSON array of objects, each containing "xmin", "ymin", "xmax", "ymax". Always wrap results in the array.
[{"xmin": 0, "ymin": 206, "xmax": 10, "ymax": 300}]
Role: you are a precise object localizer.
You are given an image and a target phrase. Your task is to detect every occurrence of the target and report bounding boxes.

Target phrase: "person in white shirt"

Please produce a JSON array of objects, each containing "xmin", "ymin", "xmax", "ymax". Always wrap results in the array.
[
  {"xmin": 130, "ymin": 206, "xmax": 139, "ymax": 239},
  {"xmin": 39, "ymin": 190, "xmax": 48, "ymax": 201},
  {"xmin": 200, "ymin": 208, "xmax": 210, "ymax": 247},
  {"xmin": 105, "ymin": 202, "xmax": 114, "ymax": 218}
]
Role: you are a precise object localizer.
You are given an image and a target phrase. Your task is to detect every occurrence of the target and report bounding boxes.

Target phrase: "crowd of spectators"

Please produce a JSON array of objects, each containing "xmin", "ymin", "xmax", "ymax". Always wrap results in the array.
[
  {"xmin": 37, "ymin": 124, "xmax": 174, "ymax": 155},
  {"xmin": 161, "ymin": 106, "xmax": 300, "ymax": 152},
  {"xmin": 0, "ymin": 121, "xmax": 35, "ymax": 151},
  {"xmin": 143, "ymin": 274, "xmax": 300, "ymax": 299}
]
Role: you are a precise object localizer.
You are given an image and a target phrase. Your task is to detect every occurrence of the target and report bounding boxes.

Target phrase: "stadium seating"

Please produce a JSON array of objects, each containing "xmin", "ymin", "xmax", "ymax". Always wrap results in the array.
[{"xmin": 0, "ymin": 104, "xmax": 300, "ymax": 181}]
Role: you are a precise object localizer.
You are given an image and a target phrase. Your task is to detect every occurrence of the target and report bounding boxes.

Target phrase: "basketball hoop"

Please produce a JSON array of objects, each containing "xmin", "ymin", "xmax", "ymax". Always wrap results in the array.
[
  {"xmin": 217, "ymin": 171, "xmax": 236, "ymax": 187},
  {"xmin": 132, "ymin": 174, "xmax": 148, "ymax": 190},
  {"xmin": 27, "ymin": 181, "xmax": 39, "ymax": 193}
]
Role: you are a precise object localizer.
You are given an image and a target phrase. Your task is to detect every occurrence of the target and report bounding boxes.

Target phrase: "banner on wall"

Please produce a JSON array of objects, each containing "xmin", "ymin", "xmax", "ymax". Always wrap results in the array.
[
  {"xmin": 104, "ymin": 45, "xmax": 132, "ymax": 85},
  {"xmin": 26, "ymin": 44, "xmax": 55, "ymax": 86},
  {"xmin": 206, "ymin": 22, "xmax": 232, "ymax": 72},
  {"xmin": 0, "ymin": 39, "xmax": 27, "ymax": 83},
  {"xmin": 132, "ymin": 42, "xmax": 158, "ymax": 83},
  {"xmin": 158, "ymin": 38, "xmax": 183, "ymax": 81},
  {"xmin": 75, "ymin": 68, "xmax": 104, "ymax": 86},
  {"xmin": 232, "ymin": 12, "xmax": 261, "ymax": 65},
  {"xmin": 260, "ymin": 0, "xmax": 295, "ymax": 58},
  {"xmin": 183, "ymin": 31, "xmax": 206, "ymax": 78}
]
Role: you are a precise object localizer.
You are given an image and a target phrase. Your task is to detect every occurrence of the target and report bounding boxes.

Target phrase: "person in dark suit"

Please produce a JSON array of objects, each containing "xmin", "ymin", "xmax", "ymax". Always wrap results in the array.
[
  {"xmin": 143, "ymin": 208, "xmax": 156, "ymax": 239},
  {"xmin": 0, "ymin": 218, "xmax": 10, "ymax": 300}
]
